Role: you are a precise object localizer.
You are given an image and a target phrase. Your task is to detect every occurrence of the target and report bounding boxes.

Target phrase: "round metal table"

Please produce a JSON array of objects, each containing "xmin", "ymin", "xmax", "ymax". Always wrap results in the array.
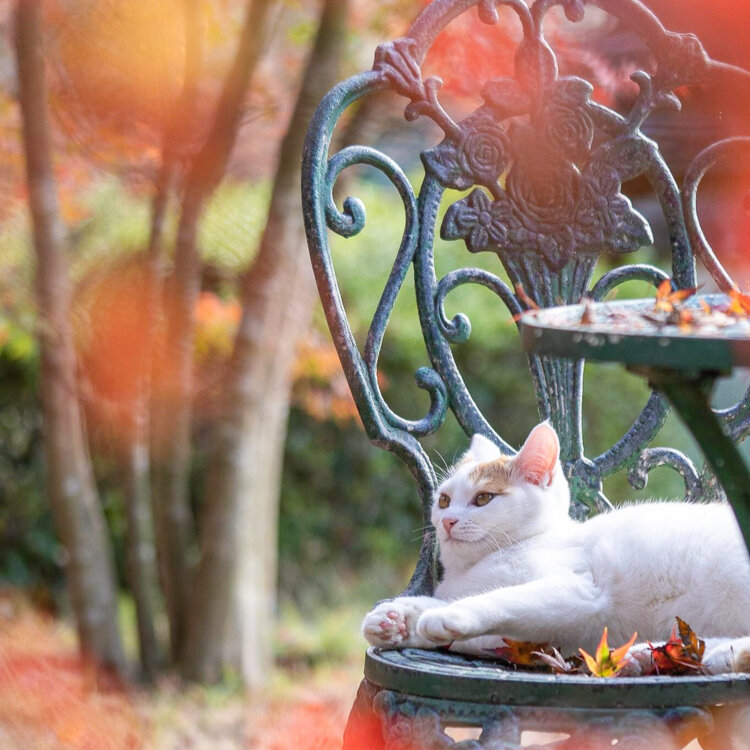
[{"xmin": 520, "ymin": 292, "xmax": 750, "ymax": 553}]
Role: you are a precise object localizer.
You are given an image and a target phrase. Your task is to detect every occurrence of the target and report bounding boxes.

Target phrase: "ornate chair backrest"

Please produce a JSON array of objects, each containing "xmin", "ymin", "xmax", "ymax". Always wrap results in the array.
[{"xmin": 302, "ymin": 0, "xmax": 750, "ymax": 595}]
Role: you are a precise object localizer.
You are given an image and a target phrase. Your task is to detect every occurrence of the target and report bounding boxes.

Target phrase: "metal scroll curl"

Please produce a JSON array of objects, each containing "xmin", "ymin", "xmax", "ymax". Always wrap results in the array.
[
  {"xmin": 435, "ymin": 268, "xmax": 522, "ymax": 345},
  {"xmin": 588, "ymin": 265, "xmax": 673, "ymax": 487},
  {"xmin": 303, "ymin": 74, "xmax": 456, "ymax": 595},
  {"xmin": 628, "ymin": 448, "xmax": 703, "ymax": 503},
  {"xmin": 325, "ymin": 145, "xmax": 449, "ymax": 440}
]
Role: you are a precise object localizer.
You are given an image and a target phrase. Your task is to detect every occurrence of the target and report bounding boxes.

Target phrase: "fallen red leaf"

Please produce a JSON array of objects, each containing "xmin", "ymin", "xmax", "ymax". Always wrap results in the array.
[{"xmin": 646, "ymin": 618, "xmax": 705, "ymax": 675}]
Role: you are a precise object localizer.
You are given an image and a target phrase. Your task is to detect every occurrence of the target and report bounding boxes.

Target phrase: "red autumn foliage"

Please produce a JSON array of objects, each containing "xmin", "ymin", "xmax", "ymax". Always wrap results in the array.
[
  {"xmin": 423, "ymin": 7, "xmax": 518, "ymax": 100},
  {"xmin": 646, "ymin": 617, "xmax": 706, "ymax": 676},
  {"xmin": 72, "ymin": 261, "xmax": 358, "ymax": 445},
  {"xmin": 0, "ymin": 589, "xmax": 362, "ymax": 749},
  {"xmin": 0, "ymin": 593, "xmax": 143, "ymax": 749}
]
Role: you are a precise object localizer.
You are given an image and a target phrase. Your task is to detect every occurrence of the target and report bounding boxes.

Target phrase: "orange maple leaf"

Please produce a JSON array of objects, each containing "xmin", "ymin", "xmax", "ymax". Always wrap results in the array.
[
  {"xmin": 492, "ymin": 638, "xmax": 551, "ymax": 667},
  {"xmin": 726, "ymin": 287, "xmax": 750, "ymax": 318},
  {"xmin": 654, "ymin": 280, "xmax": 698, "ymax": 314},
  {"xmin": 579, "ymin": 628, "xmax": 637, "ymax": 678}
]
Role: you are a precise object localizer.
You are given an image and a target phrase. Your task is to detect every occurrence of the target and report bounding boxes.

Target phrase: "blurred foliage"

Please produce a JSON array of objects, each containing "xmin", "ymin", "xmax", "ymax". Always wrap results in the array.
[
  {"xmin": 198, "ymin": 181, "xmax": 271, "ymax": 274},
  {"xmin": 0, "ymin": 173, "xmax": 701, "ymax": 618},
  {"xmin": 0, "ymin": 313, "xmax": 61, "ymax": 594}
]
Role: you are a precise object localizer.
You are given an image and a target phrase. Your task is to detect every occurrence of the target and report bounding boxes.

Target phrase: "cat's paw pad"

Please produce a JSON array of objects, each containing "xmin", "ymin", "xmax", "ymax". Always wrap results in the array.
[
  {"xmin": 362, "ymin": 608, "xmax": 408, "ymax": 647},
  {"xmin": 416, "ymin": 607, "xmax": 480, "ymax": 644},
  {"xmin": 362, "ymin": 600, "xmax": 426, "ymax": 648}
]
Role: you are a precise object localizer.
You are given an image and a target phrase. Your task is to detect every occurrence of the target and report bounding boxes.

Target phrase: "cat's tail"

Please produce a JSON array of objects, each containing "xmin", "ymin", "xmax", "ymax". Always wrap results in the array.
[{"xmin": 624, "ymin": 637, "xmax": 750, "ymax": 676}]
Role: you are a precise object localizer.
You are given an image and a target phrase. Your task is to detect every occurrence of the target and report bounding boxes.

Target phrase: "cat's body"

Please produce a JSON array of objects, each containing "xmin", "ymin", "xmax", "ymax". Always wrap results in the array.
[{"xmin": 362, "ymin": 423, "xmax": 750, "ymax": 674}]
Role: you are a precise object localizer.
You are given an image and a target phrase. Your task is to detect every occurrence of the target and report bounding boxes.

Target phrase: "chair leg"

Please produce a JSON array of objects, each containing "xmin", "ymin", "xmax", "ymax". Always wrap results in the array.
[{"xmin": 343, "ymin": 679, "xmax": 385, "ymax": 750}]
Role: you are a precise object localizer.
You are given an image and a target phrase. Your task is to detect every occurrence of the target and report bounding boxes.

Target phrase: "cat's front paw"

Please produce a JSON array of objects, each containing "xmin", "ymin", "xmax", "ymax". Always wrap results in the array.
[
  {"xmin": 416, "ymin": 606, "xmax": 481, "ymax": 645},
  {"xmin": 362, "ymin": 600, "xmax": 425, "ymax": 649}
]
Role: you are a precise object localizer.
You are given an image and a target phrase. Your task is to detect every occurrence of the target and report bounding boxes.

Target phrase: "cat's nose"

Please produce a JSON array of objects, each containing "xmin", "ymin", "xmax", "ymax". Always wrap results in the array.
[{"xmin": 442, "ymin": 517, "xmax": 458, "ymax": 534}]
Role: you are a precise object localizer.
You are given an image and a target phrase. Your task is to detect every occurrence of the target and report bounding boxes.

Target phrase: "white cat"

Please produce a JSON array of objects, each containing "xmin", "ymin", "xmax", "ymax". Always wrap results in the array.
[{"xmin": 362, "ymin": 422, "xmax": 750, "ymax": 675}]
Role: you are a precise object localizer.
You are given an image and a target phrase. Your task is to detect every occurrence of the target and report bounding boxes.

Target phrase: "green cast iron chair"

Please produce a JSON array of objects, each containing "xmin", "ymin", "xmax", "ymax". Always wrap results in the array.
[{"xmin": 302, "ymin": 0, "xmax": 750, "ymax": 747}]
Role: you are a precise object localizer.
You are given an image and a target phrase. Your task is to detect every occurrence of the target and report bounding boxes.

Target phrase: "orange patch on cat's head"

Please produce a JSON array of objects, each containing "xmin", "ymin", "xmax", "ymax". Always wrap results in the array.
[{"xmin": 468, "ymin": 455, "xmax": 515, "ymax": 493}]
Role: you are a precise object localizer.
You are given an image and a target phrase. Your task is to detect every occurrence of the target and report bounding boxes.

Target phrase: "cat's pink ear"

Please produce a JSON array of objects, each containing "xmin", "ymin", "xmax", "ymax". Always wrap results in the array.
[
  {"xmin": 468, "ymin": 434, "xmax": 501, "ymax": 463},
  {"xmin": 514, "ymin": 422, "xmax": 559, "ymax": 487}
]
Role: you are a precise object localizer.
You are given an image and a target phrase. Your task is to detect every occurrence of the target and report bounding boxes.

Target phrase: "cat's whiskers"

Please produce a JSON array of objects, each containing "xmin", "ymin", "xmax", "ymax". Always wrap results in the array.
[
  {"xmin": 482, "ymin": 522, "xmax": 521, "ymax": 548},
  {"xmin": 475, "ymin": 536, "xmax": 501, "ymax": 556},
  {"xmin": 410, "ymin": 525, "xmax": 436, "ymax": 542},
  {"xmin": 435, "ymin": 450, "xmax": 450, "ymax": 473}
]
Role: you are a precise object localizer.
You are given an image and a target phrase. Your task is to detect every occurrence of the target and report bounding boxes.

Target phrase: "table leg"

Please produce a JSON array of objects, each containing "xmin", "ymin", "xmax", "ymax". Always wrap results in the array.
[{"xmin": 637, "ymin": 368, "xmax": 750, "ymax": 556}]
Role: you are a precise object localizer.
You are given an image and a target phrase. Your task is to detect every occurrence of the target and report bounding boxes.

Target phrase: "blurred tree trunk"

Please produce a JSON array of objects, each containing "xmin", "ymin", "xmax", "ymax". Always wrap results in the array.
[
  {"xmin": 121, "ymin": 436, "xmax": 159, "ymax": 678},
  {"xmin": 13, "ymin": 0, "xmax": 124, "ymax": 670},
  {"xmin": 182, "ymin": 0, "xmax": 350, "ymax": 686},
  {"xmin": 151, "ymin": 0, "xmax": 276, "ymax": 663},
  {"xmin": 119, "ymin": 0, "xmax": 205, "ymax": 676}
]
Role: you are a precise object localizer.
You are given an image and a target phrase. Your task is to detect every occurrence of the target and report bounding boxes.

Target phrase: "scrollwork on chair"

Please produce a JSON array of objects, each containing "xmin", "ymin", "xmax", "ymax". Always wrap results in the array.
[
  {"xmin": 627, "ymin": 448, "xmax": 703, "ymax": 503},
  {"xmin": 302, "ymin": 0, "xmax": 750, "ymax": 577}
]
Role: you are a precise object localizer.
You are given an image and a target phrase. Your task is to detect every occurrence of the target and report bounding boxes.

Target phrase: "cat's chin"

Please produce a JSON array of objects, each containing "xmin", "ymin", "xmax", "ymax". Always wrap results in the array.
[{"xmin": 442, "ymin": 536, "xmax": 483, "ymax": 546}]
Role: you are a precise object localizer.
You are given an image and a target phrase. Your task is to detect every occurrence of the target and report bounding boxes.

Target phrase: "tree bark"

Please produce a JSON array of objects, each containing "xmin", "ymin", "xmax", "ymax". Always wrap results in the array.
[
  {"xmin": 150, "ymin": 0, "xmax": 276, "ymax": 663},
  {"xmin": 14, "ymin": 0, "xmax": 124, "ymax": 670},
  {"xmin": 181, "ymin": 0, "xmax": 350, "ymax": 686},
  {"xmin": 121, "ymin": 429, "xmax": 160, "ymax": 678}
]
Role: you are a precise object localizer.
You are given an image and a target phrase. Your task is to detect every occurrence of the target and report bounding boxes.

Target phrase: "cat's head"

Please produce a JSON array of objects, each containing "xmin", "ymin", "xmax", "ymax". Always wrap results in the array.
[{"xmin": 432, "ymin": 422, "xmax": 570, "ymax": 565}]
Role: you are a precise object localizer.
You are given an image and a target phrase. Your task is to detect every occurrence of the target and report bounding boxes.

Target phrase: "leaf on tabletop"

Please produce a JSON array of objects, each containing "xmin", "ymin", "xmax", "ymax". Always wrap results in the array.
[
  {"xmin": 677, "ymin": 307, "xmax": 695, "ymax": 331},
  {"xmin": 491, "ymin": 638, "xmax": 551, "ymax": 667},
  {"xmin": 654, "ymin": 279, "xmax": 698, "ymax": 314},
  {"xmin": 532, "ymin": 646, "xmax": 579, "ymax": 674},
  {"xmin": 676, "ymin": 616, "xmax": 706, "ymax": 661},
  {"xmin": 579, "ymin": 627, "xmax": 638, "ymax": 678},
  {"xmin": 515, "ymin": 284, "xmax": 540, "ymax": 311},
  {"xmin": 580, "ymin": 297, "xmax": 595, "ymax": 325},
  {"xmin": 647, "ymin": 617, "xmax": 705, "ymax": 675},
  {"xmin": 726, "ymin": 287, "xmax": 750, "ymax": 317}
]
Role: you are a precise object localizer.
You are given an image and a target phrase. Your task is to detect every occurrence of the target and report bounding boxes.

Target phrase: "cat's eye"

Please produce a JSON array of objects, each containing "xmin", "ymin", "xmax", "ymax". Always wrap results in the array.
[
  {"xmin": 438, "ymin": 493, "xmax": 451, "ymax": 509},
  {"xmin": 473, "ymin": 492, "xmax": 495, "ymax": 507}
]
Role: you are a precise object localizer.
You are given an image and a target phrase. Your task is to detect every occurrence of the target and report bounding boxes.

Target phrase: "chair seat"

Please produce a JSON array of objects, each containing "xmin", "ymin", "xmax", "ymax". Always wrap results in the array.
[{"xmin": 364, "ymin": 647, "xmax": 750, "ymax": 710}]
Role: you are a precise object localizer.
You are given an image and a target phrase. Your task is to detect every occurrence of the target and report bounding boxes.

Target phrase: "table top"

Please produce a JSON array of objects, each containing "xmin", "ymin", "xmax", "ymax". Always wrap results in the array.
[{"xmin": 520, "ymin": 293, "xmax": 750, "ymax": 372}]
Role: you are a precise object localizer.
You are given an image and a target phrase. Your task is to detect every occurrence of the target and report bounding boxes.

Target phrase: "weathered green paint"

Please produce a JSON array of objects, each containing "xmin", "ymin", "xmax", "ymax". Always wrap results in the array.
[
  {"xmin": 520, "ymin": 295, "xmax": 750, "ymax": 374},
  {"xmin": 366, "ymin": 648, "xmax": 750, "ymax": 709},
  {"xmin": 301, "ymin": 0, "xmax": 750, "ymax": 744}
]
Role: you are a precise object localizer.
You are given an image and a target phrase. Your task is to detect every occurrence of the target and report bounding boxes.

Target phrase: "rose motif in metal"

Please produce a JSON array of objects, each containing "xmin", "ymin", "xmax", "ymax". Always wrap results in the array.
[
  {"xmin": 367, "ymin": 0, "xmax": 719, "ymax": 276},
  {"xmin": 399, "ymin": 57, "xmax": 657, "ymax": 270}
]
